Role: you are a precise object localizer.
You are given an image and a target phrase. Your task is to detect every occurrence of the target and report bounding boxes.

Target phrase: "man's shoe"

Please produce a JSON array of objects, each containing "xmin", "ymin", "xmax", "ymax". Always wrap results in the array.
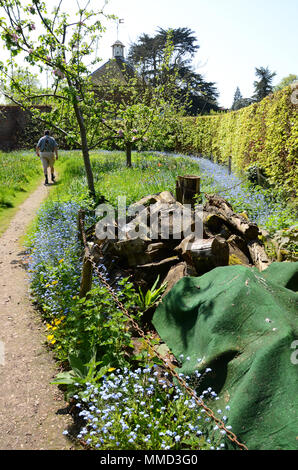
[
  {"xmin": 44, "ymin": 175, "xmax": 49, "ymax": 185},
  {"xmin": 51, "ymin": 173, "xmax": 56, "ymax": 183}
]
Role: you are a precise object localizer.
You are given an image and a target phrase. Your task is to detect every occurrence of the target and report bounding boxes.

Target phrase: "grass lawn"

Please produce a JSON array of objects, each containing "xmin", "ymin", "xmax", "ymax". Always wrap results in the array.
[
  {"xmin": 0, "ymin": 151, "xmax": 43, "ymax": 235},
  {"xmin": 52, "ymin": 150, "xmax": 209, "ymax": 205}
]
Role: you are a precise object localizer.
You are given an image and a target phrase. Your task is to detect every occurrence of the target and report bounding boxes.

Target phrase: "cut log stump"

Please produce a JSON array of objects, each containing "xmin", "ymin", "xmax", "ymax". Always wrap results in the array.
[
  {"xmin": 176, "ymin": 175, "xmax": 200, "ymax": 207},
  {"xmin": 176, "ymin": 235, "xmax": 229, "ymax": 274}
]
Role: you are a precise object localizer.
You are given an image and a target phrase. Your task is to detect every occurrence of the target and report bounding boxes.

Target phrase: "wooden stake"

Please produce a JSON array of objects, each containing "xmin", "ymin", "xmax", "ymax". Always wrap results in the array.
[
  {"xmin": 78, "ymin": 208, "xmax": 93, "ymax": 298},
  {"xmin": 77, "ymin": 208, "xmax": 85, "ymax": 243},
  {"xmin": 228, "ymin": 156, "xmax": 232, "ymax": 175},
  {"xmin": 79, "ymin": 249, "xmax": 93, "ymax": 298}
]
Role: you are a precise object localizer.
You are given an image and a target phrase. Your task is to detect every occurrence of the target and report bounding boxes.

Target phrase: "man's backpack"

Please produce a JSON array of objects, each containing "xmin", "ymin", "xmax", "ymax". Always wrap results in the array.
[{"xmin": 43, "ymin": 136, "xmax": 53, "ymax": 152}]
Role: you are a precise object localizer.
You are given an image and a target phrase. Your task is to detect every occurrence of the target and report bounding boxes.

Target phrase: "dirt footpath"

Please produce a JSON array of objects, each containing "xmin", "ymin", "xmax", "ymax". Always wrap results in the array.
[{"xmin": 0, "ymin": 181, "xmax": 75, "ymax": 450}]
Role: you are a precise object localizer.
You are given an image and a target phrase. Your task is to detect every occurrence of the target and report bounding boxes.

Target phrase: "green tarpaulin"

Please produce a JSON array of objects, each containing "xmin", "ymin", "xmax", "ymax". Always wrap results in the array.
[{"xmin": 152, "ymin": 262, "xmax": 298, "ymax": 450}]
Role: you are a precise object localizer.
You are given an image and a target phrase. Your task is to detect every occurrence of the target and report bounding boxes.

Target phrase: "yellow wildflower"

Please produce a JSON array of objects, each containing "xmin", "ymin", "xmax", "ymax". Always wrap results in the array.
[
  {"xmin": 108, "ymin": 368, "xmax": 116, "ymax": 372},
  {"xmin": 52, "ymin": 280, "xmax": 58, "ymax": 285},
  {"xmin": 59, "ymin": 259, "xmax": 64, "ymax": 263}
]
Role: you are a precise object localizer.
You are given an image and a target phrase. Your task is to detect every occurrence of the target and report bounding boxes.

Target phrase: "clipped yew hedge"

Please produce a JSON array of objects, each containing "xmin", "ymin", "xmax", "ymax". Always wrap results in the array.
[{"xmin": 178, "ymin": 86, "xmax": 298, "ymax": 196}]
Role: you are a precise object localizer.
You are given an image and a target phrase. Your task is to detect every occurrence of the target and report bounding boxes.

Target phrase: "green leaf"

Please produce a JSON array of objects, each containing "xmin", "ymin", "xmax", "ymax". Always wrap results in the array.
[
  {"xmin": 68, "ymin": 354, "xmax": 88, "ymax": 379},
  {"xmin": 50, "ymin": 370, "xmax": 76, "ymax": 385}
]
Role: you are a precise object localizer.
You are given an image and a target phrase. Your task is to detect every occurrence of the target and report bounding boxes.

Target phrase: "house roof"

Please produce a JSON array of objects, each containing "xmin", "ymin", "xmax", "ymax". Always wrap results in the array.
[
  {"xmin": 90, "ymin": 57, "xmax": 138, "ymax": 86},
  {"xmin": 112, "ymin": 40, "xmax": 125, "ymax": 47}
]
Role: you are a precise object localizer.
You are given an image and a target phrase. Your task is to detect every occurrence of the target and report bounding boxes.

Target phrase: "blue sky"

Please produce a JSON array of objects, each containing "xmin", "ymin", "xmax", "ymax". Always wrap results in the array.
[
  {"xmin": 97, "ymin": 0, "xmax": 298, "ymax": 108},
  {"xmin": 1, "ymin": 0, "xmax": 297, "ymax": 108}
]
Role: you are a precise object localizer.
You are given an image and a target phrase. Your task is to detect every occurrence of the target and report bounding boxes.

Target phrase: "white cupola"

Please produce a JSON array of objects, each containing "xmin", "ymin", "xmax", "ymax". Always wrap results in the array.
[{"xmin": 112, "ymin": 40, "xmax": 125, "ymax": 59}]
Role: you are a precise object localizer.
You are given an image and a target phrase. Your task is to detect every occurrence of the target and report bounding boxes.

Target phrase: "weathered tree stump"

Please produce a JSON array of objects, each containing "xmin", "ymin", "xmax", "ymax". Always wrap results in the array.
[
  {"xmin": 227, "ymin": 234, "xmax": 251, "ymax": 266},
  {"xmin": 175, "ymin": 235, "xmax": 229, "ymax": 273},
  {"xmin": 248, "ymin": 240, "xmax": 271, "ymax": 271},
  {"xmin": 204, "ymin": 194, "xmax": 259, "ymax": 240},
  {"xmin": 176, "ymin": 175, "xmax": 200, "ymax": 207}
]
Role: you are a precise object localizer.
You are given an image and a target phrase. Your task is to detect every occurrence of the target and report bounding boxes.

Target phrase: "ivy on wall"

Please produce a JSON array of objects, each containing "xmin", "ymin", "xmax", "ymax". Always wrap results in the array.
[{"xmin": 178, "ymin": 86, "xmax": 298, "ymax": 196}]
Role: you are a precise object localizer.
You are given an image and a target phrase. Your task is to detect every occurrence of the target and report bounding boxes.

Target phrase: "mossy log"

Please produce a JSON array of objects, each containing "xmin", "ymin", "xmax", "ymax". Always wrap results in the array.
[{"xmin": 204, "ymin": 194, "xmax": 259, "ymax": 240}]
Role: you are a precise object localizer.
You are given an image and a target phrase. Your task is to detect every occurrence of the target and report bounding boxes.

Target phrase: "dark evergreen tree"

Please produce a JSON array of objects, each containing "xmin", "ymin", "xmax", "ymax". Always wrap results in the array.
[
  {"xmin": 253, "ymin": 66, "xmax": 276, "ymax": 102},
  {"xmin": 127, "ymin": 32, "xmax": 164, "ymax": 87},
  {"xmin": 127, "ymin": 27, "xmax": 219, "ymax": 115},
  {"xmin": 231, "ymin": 86, "xmax": 243, "ymax": 109},
  {"xmin": 156, "ymin": 27, "xmax": 199, "ymax": 65},
  {"xmin": 231, "ymin": 86, "xmax": 253, "ymax": 110}
]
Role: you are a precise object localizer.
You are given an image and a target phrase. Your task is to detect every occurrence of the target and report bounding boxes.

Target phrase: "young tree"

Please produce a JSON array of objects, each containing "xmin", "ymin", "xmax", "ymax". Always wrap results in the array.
[
  {"xmin": 2, "ymin": 65, "xmax": 42, "ymax": 103},
  {"xmin": 0, "ymin": 0, "xmax": 114, "ymax": 199},
  {"xmin": 93, "ymin": 37, "xmax": 188, "ymax": 166},
  {"xmin": 274, "ymin": 74, "xmax": 298, "ymax": 91},
  {"xmin": 252, "ymin": 66, "xmax": 276, "ymax": 102}
]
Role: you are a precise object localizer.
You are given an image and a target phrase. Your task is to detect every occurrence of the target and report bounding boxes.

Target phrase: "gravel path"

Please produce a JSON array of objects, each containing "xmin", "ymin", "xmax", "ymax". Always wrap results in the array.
[{"xmin": 0, "ymin": 180, "xmax": 75, "ymax": 450}]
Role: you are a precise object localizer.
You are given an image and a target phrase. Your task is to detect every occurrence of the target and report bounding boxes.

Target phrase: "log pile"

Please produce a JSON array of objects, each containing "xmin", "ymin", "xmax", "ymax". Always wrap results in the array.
[{"xmin": 87, "ymin": 190, "xmax": 270, "ymax": 296}]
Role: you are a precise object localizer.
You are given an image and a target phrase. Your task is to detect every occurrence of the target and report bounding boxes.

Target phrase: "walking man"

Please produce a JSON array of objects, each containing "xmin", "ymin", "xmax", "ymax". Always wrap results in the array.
[{"xmin": 36, "ymin": 130, "xmax": 58, "ymax": 185}]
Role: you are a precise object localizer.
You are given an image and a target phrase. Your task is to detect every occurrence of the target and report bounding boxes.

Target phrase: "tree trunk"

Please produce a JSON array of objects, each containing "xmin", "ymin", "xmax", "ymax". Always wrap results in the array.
[
  {"xmin": 73, "ymin": 101, "xmax": 96, "ymax": 199},
  {"xmin": 126, "ymin": 141, "xmax": 132, "ymax": 167},
  {"xmin": 82, "ymin": 142, "xmax": 96, "ymax": 200}
]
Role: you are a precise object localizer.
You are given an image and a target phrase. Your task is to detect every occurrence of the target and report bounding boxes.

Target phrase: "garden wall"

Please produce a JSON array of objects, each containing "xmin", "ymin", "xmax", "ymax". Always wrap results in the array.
[
  {"xmin": 0, "ymin": 105, "xmax": 50, "ymax": 151},
  {"xmin": 177, "ymin": 86, "xmax": 298, "ymax": 195},
  {"xmin": 0, "ymin": 105, "xmax": 28, "ymax": 150}
]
